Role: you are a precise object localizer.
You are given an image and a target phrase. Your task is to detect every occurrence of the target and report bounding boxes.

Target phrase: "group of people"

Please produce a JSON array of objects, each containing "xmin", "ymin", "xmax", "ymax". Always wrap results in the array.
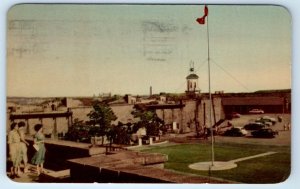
[{"xmin": 7, "ymin": 122, "xmax": 46, "ymax": 178}]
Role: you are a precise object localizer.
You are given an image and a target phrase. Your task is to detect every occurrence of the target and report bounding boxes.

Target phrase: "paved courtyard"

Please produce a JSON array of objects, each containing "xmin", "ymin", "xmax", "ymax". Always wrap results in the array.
[{"xmin": 216, "ymin": 113, "xmax": 291, "ymax": 146}]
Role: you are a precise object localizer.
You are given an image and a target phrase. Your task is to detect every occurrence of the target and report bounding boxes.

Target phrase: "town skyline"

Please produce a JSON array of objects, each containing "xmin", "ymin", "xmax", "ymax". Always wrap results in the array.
[
  {"xmin": 7, "ymin": 4, "xmax": 291, "ymax": 97},
  {"xmin": 6, "ymin": 88, "xmax": 292, "ymax": 99}
]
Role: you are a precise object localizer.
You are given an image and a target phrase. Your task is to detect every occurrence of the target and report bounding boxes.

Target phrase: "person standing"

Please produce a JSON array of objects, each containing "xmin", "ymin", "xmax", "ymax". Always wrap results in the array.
[
  {"xmin": 31, "ymin": 124, "xmax": 46, "ymax": 176},
  {"xmin": 287, "ymin": 122, "xmax": 291, "ymax": 130},
  {"xmin": 8, "ymin": 122, "xmax": 21, "ymax": 178},
  {"xmin": 18, "ymin": 121, "xmax": 29, "ymax": 173}
]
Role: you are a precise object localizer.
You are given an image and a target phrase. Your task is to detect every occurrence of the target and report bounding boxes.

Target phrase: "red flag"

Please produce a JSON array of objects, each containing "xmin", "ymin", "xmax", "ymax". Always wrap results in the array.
[
  {"xmin": 196, "ymin": 5, "xmax": 208, "ymax": 24},
  {"xmin": 196, "ymin": 17, "xmax": 206, "ymax": 24}
]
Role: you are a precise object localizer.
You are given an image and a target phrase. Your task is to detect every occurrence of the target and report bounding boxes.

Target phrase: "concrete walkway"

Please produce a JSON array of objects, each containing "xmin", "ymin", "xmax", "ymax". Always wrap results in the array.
[
  {"xmin": 229, "ymin": 151, "xmax": 277, "ymax": 163},
  {"xmin": 7, "ymin": 164, "xmax": 48, "ymax": 183},
  {"xmin": 7, "ymin": 163, "xmax": 70, "ymax": 183}
]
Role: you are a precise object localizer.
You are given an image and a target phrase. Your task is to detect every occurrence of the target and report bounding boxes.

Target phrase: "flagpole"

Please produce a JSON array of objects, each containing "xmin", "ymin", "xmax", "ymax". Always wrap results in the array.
[{"xmin": 206, "ymin": 6, "xmax": 215, "ymax": 166}]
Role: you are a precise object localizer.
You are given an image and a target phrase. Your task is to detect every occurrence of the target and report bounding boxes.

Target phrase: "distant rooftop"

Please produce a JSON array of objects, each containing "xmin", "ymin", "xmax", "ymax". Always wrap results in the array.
[{"xmin": 222, "ymin": 96, "xmax": 284, "ymax": 106}]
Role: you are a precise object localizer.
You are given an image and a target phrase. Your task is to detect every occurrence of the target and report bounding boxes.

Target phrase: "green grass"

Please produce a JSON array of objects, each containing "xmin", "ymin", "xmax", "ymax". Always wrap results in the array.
[{"xmin": 142, "ymin": 143, "xmax": 290, "ymax": 183}]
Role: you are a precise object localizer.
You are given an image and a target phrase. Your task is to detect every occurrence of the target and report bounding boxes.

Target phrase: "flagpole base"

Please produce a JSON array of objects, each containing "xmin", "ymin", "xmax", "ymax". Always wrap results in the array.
[{"xmin": 189, "ymin": 161, "xmax": 237, "ymax": 171}]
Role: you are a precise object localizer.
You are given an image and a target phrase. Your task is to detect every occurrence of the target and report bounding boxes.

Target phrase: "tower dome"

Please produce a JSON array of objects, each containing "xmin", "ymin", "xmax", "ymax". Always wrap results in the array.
[{"xmin": 186, "ymin": 73, "xmax": 199, "ymax": 80}]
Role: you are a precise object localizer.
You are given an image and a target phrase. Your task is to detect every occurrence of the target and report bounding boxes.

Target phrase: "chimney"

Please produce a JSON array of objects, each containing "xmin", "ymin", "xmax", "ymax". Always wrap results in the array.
[{"xmin": 150, "ymin": 86, "xmax": 152, "ymax": 96}]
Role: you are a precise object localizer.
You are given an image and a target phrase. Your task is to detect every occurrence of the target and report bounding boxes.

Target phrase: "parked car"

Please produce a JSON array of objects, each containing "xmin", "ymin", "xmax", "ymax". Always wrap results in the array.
[
  {"xmin": 255, "ymin": 119, "xmax": 272, "ymax": 126},
  {"xmin": 243, "ymin": 123, "xmax": 265, "ymax": 131},
  {"xmin": 223, "ymin": 127, "xmax": 248, "ymax": 137},
  {"xmin": 262, "ymin": 116, "xmax": 277, "ymax": 125},
  {"xmin": 255, "ymin": 116, "xmax": 276, "ymax": 126},
  {"xmin": 249, "ymin": 109, "xmax": 264, "ymax": 114},
  {"xmin": 251, "ymin": 128, "xmax": 278, "ymax": 138},
  {"xmin": 236, "ymin": 127, "xmax": 248, "ymax": 135}
]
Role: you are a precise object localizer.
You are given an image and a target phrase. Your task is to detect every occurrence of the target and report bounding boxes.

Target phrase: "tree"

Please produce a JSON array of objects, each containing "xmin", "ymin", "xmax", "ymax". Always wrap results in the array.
[
  {"xmin": 131, "ymin": 109, "xmax": 164, "ymax": 137},
  {"xmin": 87, "ymin": 101, "xmax": 117, "ymax": 144},
  {"xmin": 65, "ymin": 118, "xmax": 90, "ymax": 142},
  {"xmin": 107, "ymin": 121, "xmax": 132, "ymax": 145}
]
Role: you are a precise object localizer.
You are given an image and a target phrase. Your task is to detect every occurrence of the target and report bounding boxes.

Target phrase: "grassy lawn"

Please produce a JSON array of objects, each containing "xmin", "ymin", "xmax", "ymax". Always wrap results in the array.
[{"xmin": 142, "ymin": 142, "xmax": 290, "ymax": 183}]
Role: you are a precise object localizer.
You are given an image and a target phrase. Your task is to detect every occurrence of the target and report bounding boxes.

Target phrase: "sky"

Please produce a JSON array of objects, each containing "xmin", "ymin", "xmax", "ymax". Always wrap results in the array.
[{"xmin": 6, "ymin": 4, "xmax": 291, "ymax": 97}]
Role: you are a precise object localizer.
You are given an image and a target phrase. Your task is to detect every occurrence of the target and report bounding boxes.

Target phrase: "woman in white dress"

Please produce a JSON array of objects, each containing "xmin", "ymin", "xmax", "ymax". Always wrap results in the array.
[{"xmin": 8, "ymin": 123, "xmax": 21, "ymax": 178}]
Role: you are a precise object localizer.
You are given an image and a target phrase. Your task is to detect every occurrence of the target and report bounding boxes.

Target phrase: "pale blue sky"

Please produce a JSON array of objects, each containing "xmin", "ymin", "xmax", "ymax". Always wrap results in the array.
[{"xmin": 7, "ymin": 4, "xmax": 291, "ymax": 97}]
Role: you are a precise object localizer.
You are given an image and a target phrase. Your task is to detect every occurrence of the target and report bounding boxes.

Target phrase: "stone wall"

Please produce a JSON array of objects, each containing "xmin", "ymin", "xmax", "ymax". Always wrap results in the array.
[
  {"xmin": 7, "ymin": 116, "xmax": 69, "ymax": 136},
  {"xmin": 199, "ymin": 97, "xmax": 224, "ymax": 127},
  {"xmin": 7, "ymin": 97, "xmax": 225, "ymax": 136},
  {"xmin": 155, "ymin": 97, "xmax": 224, "ymax": 133}
]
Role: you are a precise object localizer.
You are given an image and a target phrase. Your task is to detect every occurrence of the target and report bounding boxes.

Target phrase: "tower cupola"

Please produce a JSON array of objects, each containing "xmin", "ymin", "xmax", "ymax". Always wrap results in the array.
[{"xmin": 185, "ymin": 61, "xmax": 200, "ymax": 96}]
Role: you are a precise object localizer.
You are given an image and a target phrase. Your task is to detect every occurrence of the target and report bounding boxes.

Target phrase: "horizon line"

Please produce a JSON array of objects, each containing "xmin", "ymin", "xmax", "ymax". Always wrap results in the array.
[{"xmin": 6, "ymin": 88, "xmax": 291, "ymax": 99}]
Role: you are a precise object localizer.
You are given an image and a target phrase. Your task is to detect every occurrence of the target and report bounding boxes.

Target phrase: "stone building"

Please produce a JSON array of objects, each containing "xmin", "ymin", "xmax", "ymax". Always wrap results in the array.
[{"xmin": 145, "ymin": 66, "xmax": 225, "ymax": 133}]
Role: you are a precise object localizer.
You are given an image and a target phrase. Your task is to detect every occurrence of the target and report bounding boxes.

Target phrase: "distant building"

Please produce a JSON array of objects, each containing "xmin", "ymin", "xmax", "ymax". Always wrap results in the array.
[{"xmin": 221, "ymin": 89, "xmax": 291, "ymax": 115}]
